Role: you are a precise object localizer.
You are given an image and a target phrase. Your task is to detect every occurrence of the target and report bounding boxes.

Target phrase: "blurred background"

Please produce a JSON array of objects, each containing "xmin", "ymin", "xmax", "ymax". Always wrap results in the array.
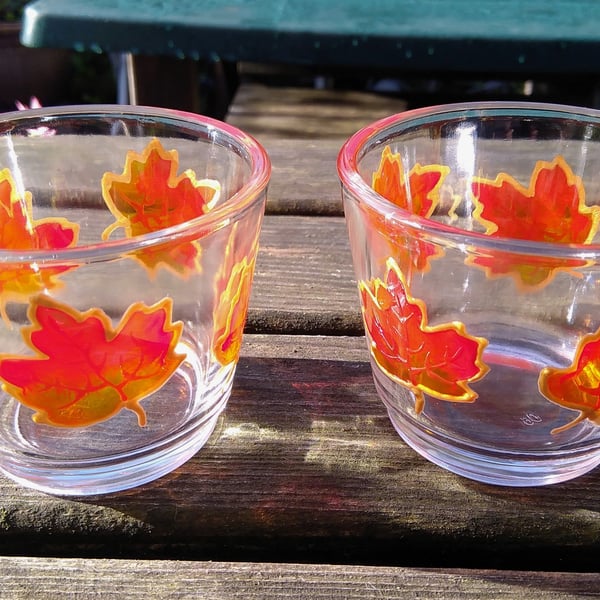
[{"xmin": 1, "ymin": 0, "xmax": 598, "ymax": 119}]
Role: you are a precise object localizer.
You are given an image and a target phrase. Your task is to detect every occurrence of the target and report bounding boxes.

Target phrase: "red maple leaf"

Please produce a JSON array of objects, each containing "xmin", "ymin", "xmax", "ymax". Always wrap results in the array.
[
  {"xmin": 212, "ymin": 222, "xmax": 260, "ymax": 365},
  {"xmin": 0, "ymin": 296, "xmax": 184, "ymax": 428},
  {"xmin": 359, "ymin": 258, "xmax": 489, "ymax": 413},
  {"xmin": 101, "ymin": 138, "xmax": 221, "ymax": 276},
  {"xmin": 370, "ymin": 145, "xmax": 449, "ymax": 273},
  {"xmin": 0, "ymin": 169, "xmax": 78, "ymax": 322},
  {"xmin": 213, "ymin": 255, "xmax": 256, "ymax": 365},
  {"xmin": 470, "ymin": 156, "xmax": 600, "ymax": 288},
  {"xmin": 372, "ymin": 145, "xmax": 448, "ymax": 218},
  {"xmin": 539, "ymin": 328, "xmax": 600, "ymax": 434}
]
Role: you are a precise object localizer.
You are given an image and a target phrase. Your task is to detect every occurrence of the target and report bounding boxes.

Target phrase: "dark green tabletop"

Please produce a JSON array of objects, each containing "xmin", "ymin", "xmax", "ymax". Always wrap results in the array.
[{"xmin": 20, "ymin": 0, "xmax": 600, "ymax": 74}]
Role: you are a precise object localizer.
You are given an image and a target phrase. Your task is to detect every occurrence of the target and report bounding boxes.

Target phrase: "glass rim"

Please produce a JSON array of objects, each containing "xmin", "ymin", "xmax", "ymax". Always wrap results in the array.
[
  {"xmin": 337, "ymin": 100, "xmax": 600, "ymax": 259},
  {"xmin": 0, "ymin": 104, "xmax": 271, "ymax": 264}
]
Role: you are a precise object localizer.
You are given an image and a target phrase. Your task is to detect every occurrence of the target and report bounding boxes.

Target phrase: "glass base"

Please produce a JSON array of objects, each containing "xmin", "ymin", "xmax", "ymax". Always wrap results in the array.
[
  {"xmin": 371, "ymin": 320, "xmax": 600, "ymax": 487},
  {"xmin": 385, "ymin": 401, "xmax": 600, "ymax": 486},
  {"xmin": 0, "ymin": 346, "xmax": 234, "ymax": 496},
  {"xmin": 0, "ymin": 412, "xmax": 223, "ymax": 496}
]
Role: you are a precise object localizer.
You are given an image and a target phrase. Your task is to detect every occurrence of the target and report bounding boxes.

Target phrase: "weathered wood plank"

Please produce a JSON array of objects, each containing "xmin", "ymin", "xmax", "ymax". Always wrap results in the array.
[
  {"xmin": 228, "ymin": 87, "xmax": 399, "ymax": 215},
  {"xmin": 248, "ymin": 215, "xmax": 363, "ymax": 334},
  {"xmin": 16, "ymin": 134, "xmax": 597, "ymax": 220},
  {"xmin": 226, "ymin": 84, "xmax": 406, "ymax": 140},
  {"xmin": 1, "ymin": 335, "xmax": 600, "ymax": 572},
  {"xmin": 27, "ymin": 212, "xmax": 359, "ymax": 331},
  {"xmin": 0, "ymin": 214, "xmax": 360, "ymax": 334},
  {"xmin": 21, "ymin": 137, "xmax": 335, "ymax": 218},
  {"xmin": 260, "ymin": 133, "xmax": 600, "ymax": 216},
  {"xmin": 262, "ymin": 137, "xmax": 345, "ymax": 215},
  {"xmin": 8, "ymin": 136, "xmax": 345, "ymax": 216},
  {"xmin": 1, "ymin": 556, "xmax": 597, "ymax": 600}
]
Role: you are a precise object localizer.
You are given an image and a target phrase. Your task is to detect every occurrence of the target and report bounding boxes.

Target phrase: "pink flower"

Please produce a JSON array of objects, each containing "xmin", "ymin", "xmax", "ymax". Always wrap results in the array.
[
  {"xmin": 14, "ymin": 97, "xmax": 55, "ymax": 137},
  {"xmin": 15, "ymin": 96, "xmax": 43, "ymax": 111}
]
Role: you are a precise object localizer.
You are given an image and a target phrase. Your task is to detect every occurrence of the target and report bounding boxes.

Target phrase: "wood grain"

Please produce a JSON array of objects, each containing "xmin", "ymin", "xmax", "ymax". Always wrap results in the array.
[
  {"xmin": 229, "ymin": 88, "xmax": 395, "ymax": 216},
  {"xmin": 262, "ymin": 137, "xmax": 345, "ymax": 215},
  {"xmin": 1, "ymin": 557, "xmax": 598, "ymax": 600},
  {"xmin": 0, "ymin": 213, "xmax": 360, "ymax": 333},
  {"xmin": 16, "ymin": 137, "xmax": 346, "ymax": 217},
  {"xmin": 227, "ymin": 84, "xmax": 406, "ymax": 141},
  {"xmin": 248, "ymin": 215, "xmax": 363, "ymax": 334},
  {"xmin": 20, "ymin": 134, "xmax": 600, "ymax": 219},
  {"xmin": 1, "ymin": 335, "xmax": 600, "ymax": 572},
  {"xmin": 3, "ymin": 123, "xmax": 600, "ymax": 585}
]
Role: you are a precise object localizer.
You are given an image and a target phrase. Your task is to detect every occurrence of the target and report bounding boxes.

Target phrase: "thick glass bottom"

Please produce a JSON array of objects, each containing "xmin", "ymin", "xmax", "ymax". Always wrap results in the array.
[
  {"xmin": 372, "ymin": 318, "xmax": 600, "ymax": 486},
  {"xmin": 0, "ymin": 344, "xmax": 234, "ymax": 495}
]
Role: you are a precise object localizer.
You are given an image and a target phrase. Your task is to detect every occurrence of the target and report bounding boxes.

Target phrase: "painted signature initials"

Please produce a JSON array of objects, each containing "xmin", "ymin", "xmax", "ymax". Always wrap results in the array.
[{"xmin": 520, "ymin": 413, "xmax": 543, "ymax": 426}]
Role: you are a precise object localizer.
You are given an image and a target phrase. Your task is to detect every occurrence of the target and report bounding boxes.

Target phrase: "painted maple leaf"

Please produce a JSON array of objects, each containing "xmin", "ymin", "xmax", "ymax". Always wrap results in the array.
[
  {"xmin": 213, "ymin": 255, "xmax": 256, "ymax": 365},
  {"xmin": 470, "ymin": 156, "xmax": 600, "ymax": 288},
  {"xmin": 0, "ymin": 296, "xmax": 185, "ymax": 428},
  {"xmin": 0, "ymin": 168, "xmax": 79, "ymax": 323},
  {"xmin": 213, "ymin": 228, "xmax": 257, "ymax": 366},
  {"xmin": 101, "ymin": 138, "xmax": 221, "ymax": 276},
  {"xmin": 212, "ymin": 222, "xmax": 260, "ymax": 365},
  {"xmin": 372, "ymin": 146, "xmax": 449, "ymax": 218},
  {"xmin": 539, "ymin": 328, "xmax": 600, "ymax": 434},
  {"xmin": 370, "ymin": 145, "xmax": 449, "ymax": 273},
  {"xmin": 359, "ymin": 257, "xmax": 489, "ymax": 413}
]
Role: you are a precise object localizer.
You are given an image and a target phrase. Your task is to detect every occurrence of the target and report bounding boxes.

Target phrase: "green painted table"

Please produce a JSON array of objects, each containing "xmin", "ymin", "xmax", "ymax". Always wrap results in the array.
[
  {"xmin": 20, "ymin": 0, "xmax": 600, "ymax": 109},
  {"xmin": 20, "ymin": 0, "xmax": 600, "ymax": 72}
]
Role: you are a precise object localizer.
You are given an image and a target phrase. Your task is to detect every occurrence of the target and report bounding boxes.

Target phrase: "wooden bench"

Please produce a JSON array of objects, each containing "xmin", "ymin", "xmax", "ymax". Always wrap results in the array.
[
  {"xmin": 2, "ymin": 137, "xmax": 600, "ymax": 598},
  {"xmin": 226, "ymin": 83, "xmax": 406, "ymax": 141}
]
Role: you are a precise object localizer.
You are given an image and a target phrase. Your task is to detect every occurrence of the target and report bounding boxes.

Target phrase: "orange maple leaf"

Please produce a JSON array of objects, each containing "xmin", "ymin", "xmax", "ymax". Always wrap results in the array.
[
  {"xmin": 213, "ymin": 255, "xmax": 256, "ymax": 365},
  {"xmin": 101, "ymin": 138, "xmax": 221, "ymax": 276},
  {"xmin": 0, "ymin": 169, "xmax": 79, "ymax": 322},
  {"xmin": 359, "ymin": 258, "xmax": 489, "ymax": 413},
  {"xmin": 211, "ymin": 219, "xmax": 261, "ymax": 366},
  {"xmin": 470, "ymin": 156, "xmax": 600, "ymax": 288},
  {"xmin": 213, "ymin": 228, "xmax": 257, "ymax": 365},
  {"xmin": 539, "ymin": 328, "xmax": 600, "ymax": 434},
  {"xmin": 0, "ymin": 296, "xmax": 185, "ymax": 428},
  {"xmin": 370, "ymin": 146, "xmax": 449, "ymax": 273},
  {"xmin": 372, "ymin": 146, "xmax": 449, "ymax": 218}
]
